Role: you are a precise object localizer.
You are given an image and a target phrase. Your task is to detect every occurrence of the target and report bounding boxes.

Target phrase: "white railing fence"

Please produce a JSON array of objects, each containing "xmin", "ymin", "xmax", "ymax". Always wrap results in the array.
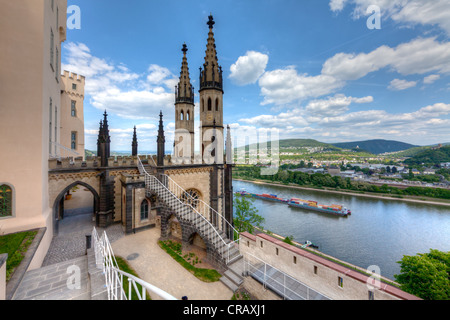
[
  {"xmin": 243, "ymin": 253, "xmax": 331, "ymax": 300},
  {"xmin": 91, "ymin": 227, "xmax": 177, "ymax": 300},
  {"xmin": 137, "ymin": 157, "xmax": 240, "ymax": 265},
  {"xmin": 49, "ymin": 141, "xmax": 80, "ymax": 159},
  {"xmin": 159, "ymin": 173, "xmax": 238, "ymax": 239}
]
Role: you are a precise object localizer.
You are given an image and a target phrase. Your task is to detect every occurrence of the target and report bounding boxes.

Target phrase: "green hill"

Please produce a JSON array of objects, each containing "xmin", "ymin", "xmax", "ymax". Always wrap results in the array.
[
  {"xmin": 390, "ymin": 146, "xmax": 432, "ymax": 158},
  {"xmin": 331, "ymin": 139, "xmax": 418, "ymax": 155},
  {"xmin": 404, "ymin": 146, "xmax": 450, "ymax": 166},
  {"xmin": 278, "ymin": 139, "xmax": 338, "ymax": 149},
  {"xmin": 235, "ymin": 139, "xmax": 341, "ymax": 152}
]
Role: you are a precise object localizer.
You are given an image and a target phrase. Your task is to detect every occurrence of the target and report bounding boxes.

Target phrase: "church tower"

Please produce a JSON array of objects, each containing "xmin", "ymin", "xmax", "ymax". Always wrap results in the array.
[
  {"xmin": 199, "ymin": 15, "xmax": 224, "ymax": 163},
  {"xmin": 174, "ymin": 43, "xmax": 195, "ymax": 161}
]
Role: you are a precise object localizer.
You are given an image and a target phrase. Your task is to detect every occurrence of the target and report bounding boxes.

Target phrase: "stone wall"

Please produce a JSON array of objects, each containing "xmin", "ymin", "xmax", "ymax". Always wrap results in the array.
[
  {"xmin": 48, "ymin": 171, "xmax": 100, "ymax": 210},
  {"xmin": 159, "ymin": 205, "xmax": 227, "ymax": 271},
  {"xmin": 165, "ymin": 167, "xmax": 213, "ymax": 215},
  {"xmin": 0, "ymin": 254, "xmax": 7, "ymax": 300},
  {"xmin": 239, "ymin": 232, "xmax": 420, "ymax": 301}
]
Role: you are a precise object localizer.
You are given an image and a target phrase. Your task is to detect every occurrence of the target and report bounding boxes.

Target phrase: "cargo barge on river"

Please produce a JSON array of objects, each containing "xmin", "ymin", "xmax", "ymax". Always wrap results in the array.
[
  {"xmin": 236, "ymin": 191, "xmax": 288, "ymax": 203},
  {"xmin": 288, "ymin": 198, "xmax": 351, "ymax": 217},
  {"xmin": 235, "ymin": 191, "xmax": 351, "ymax": 216}
]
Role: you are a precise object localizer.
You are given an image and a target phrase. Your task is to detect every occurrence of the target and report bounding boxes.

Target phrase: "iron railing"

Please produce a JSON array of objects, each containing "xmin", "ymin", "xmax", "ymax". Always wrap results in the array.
[
  {"xmin": 91, "ymin": 227, "xmax": 177, "ymax": 300},
  {"xmin": 243, "ymin": 253, "xmax": 331, "ymax": 300},
  {"xmin": 137, "ymin": 157, "xmax": 240, "ymax": 265}
]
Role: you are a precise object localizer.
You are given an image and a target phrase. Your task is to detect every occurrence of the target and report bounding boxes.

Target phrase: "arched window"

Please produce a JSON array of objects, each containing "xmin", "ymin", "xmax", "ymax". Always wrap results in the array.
[
  {"xmin": 71, "ymin": 100, "xmax": 77, "ymax": 117},
  {"xmin": 202, "ymin": 99, "xmax": 204, "ymax": 112},
  {"xmin": 140, "ymin": 199, "xmax": 149, "ymax": 220},
  {"xmin": 0, "ymin": 184, "xmax": 13, "ymax": 218},
  {"xmin": 215, "ymin": 98, "xmax": 219, "ymax": 111},
  {"xmin": 186, "ymin": 111, "xmax": 190, "ymax": 121},
  {"xmin": 180, "ymin": 110, "xmax": 184, "ymax": 121},
  {"xmin": 208, "ymin": 98, "xmax": 212, "ymax": 111},
  {"xmin": 181, "ymin": 189, "xmax": 202, "ymax": 209}
]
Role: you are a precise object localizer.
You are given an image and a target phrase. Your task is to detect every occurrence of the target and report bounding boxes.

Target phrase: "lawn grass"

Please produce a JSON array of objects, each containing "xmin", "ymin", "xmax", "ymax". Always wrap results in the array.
[
  {"xmin": 0, "ymin": 230, "xmax": 38, "ymax": 281},
  {"xmin": 158, "ymin": 240, "xmax": 222, "ymax": 283},
  {"xmin": 114, "ymin": 256, "xmax": 151, "ymax": 300}
]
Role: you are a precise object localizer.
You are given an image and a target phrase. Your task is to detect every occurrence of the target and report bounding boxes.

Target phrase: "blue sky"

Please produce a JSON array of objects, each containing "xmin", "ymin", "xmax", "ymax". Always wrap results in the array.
[{"xmin": 63, "ymin": 0, "xmax": 450, "ymax": 152}]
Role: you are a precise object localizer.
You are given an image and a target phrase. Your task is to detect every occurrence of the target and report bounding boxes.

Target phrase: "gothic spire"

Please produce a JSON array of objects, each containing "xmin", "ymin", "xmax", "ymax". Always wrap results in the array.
[
  {"xmin": 102, "ymin": 110, "xmax": 110, "ymax": 143},
  {"xmin": 200, "ymin": 14, "xmax": 223, "ymax": 91},
  {"xmin": 157, "ymin": 111, "xmax": 165, "ymax": 166},
  {"xmin": 132, "ymin": 126, "xmax": 138, "ymax": 156},
  {"xmin": 176, "ymin": 43, "xmax": 194, "ymax": 104},
  {"xmin": 226, "ymin": 125, "xmax": 233, "ymax": 164},
  {"xmin": 97, "ymin": 110, "xmax": 111, "ymax": 166}
]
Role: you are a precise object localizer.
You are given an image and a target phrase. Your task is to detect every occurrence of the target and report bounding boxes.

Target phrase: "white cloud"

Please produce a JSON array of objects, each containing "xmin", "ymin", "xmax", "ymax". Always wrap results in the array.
[
  {"xmin": 237, "ymin": 100, "xmax": 450, "ymax": 145},
  {"xmin": 388, "ymin": 79, "xmax": 417, "ymax": 91},
  {"xmin": 423, "ymin": 74, "xmax": 440, "ymax": 84},
  {"xmin": 305, "ymin": 94, "xmax": 373, "ymax": 117},
  {"xmin": 330, "ymin": 0, "xmax": 450, "ymax": 35},
  {"xmin": 322, "ymin": 37, "xmax": 450, "ymax": 81},
  {"xmin": 258, "ymin": 67, "xmax": 344, "ymax": 105},
  {"xmin": 147, "ymin": 64, "xmax": 176, "ymax": 86},
  {"xmin": 62, "ymin": 42, "xmax": 177, "ymax": 121},
  {"xmin": 258, "ymin": 37, "xmax": 450, "ymax": 106},
  {"xmin": 329, "ymin": 0, "xmax": 347, "ymax": 12},
  {"xmin": 229, "ymin": 51, "xmax": 269, "ymax": 86},
  {"xmin": 240, "ymin": 94, "xmax": 373, "ymax": 127}
]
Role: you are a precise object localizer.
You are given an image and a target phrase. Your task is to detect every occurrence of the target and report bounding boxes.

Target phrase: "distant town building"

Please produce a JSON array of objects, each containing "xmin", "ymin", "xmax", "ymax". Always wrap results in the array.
[
  {"xmin": 327, "ymin": 166, "xmax": 341, "ymax": 175},
  {"xmin": 423, "ymin": 168, "xmax": 436, "ymax": 175}
]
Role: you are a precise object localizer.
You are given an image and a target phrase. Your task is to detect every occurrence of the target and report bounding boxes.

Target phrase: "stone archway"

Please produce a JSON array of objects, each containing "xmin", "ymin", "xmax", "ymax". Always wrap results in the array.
[
  {"xmin": 52, "ymin": 181, "xmax": 100, "ymax": 236},
  {"xmin": 168, "ymin": 214, "xmax": 182, "ymax": 240}
]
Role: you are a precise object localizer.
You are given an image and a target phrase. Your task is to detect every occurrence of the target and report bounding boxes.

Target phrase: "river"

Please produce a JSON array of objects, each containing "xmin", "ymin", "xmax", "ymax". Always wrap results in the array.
[{"xmin": 233, "ymin": 180, "xmax": 450, "ymax": 281}]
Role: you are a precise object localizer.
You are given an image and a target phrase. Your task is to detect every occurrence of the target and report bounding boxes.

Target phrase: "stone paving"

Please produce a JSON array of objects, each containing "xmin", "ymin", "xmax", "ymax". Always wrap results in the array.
[
  {"xmin": 15, "ymin": 211, "xmax": 233, "ymax": 300},
  {"xmin": 42, "ymin": 213, "xmax": 124, "ymax": 266},
  {"xmin": 13, "ymin": 212, "xmax": 117, "ymax": 300},
  {"xmin": 13, "ymin": 255, "xmax": 90, "ymax": 300}
]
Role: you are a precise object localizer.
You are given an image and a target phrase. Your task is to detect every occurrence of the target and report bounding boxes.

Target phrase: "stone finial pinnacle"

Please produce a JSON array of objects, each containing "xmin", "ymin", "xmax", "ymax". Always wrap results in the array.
[{"xmin": 207, "ymin": 14, "xmax": 215, "ymax": 29}]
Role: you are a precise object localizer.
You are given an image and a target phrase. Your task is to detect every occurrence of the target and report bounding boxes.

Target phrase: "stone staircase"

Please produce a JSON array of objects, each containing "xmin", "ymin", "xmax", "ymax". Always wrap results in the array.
[
  {"xmin": 12, "ymin": 248, "xmax": 107, "ymax": 300},
  {"xmin": 139, "ymin": 166, "xmax": 242, "ymax": 268},
  {"xmin": 220, "ymin": 257, "xmax": 245, "ymax": 292}
]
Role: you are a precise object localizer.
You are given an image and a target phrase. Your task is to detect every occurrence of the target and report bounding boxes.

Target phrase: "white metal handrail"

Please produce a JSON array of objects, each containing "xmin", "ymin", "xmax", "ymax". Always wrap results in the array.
[
  {"xmin": 243, "ymin": 252, "xmax": 331, "ymax": 300},
  {"xmin": 159, "ymin": 173, "xmax": 239, "ymax": 239},
  {"xmin": 137, "ymin": 157, "xmax": 239, "ymax": 264},
  {"xmin": 49, "ymin": 141, "xmax": 80, "ymax": 159},
  {"xmin": 91, "ymin": 227, "xmax": 177, "ymax": 300},
  {"xmin": 138, "ymin": 155, "xmax": 239, "ymax": 240}
]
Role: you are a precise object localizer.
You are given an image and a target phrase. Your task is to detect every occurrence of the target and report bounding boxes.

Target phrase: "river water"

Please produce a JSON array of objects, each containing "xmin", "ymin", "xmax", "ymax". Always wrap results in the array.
[{"xmin": 233, "ymin": 180, "xmax": 450, "ymax": 280}]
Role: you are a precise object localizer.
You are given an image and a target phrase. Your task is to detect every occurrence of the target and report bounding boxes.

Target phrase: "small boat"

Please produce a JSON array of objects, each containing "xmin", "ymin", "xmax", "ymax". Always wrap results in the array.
[{"xmin": 301, "ymin": 241, "xmax": 319, "ymax": 249}]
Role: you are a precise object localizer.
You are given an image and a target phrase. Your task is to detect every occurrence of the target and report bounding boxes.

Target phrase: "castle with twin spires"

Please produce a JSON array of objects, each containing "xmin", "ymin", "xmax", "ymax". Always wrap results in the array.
[
  {"xmin": 1, "ymin": 2, "xmax": 420, "ymax": 300},
  {"xmin": 48, "ymin": 14, "xmax": 236, "ymax": 268}
]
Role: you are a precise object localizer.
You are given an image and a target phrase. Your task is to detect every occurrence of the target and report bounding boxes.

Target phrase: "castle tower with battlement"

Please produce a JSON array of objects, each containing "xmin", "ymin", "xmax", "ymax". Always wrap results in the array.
[{"xmin": 60, "ymin": 70, "xmax": 85, "ymax": 159}]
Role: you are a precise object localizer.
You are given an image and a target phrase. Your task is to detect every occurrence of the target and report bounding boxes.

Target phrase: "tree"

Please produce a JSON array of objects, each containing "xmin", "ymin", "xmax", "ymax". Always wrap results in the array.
[
  {"xmin": 395, "ymin": 249, "xmax": 450, "ymax": 300},
  {"xmin": 233, "ymin": 194, "xmax": 265, "ymax": 234}
]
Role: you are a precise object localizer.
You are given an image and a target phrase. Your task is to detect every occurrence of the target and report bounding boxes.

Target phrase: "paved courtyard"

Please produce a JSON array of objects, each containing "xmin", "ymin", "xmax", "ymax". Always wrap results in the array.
[
  {"xmin": 111, "ymin": 227, "xmax": 233, "ymax": 300},
  {"xmin": 41, "ymin": 212, "xmax": 233, "ymax": 300},
  {"xmin": 42, "ymin": 213, "xmax": 124, "ymax": 266}
]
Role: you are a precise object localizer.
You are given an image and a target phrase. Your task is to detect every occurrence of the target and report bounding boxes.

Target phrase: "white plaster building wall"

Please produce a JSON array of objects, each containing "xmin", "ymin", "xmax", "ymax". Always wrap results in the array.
[{"xmin": 0, "ymin": 0, "xmax": 67, "ymax": 270}]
